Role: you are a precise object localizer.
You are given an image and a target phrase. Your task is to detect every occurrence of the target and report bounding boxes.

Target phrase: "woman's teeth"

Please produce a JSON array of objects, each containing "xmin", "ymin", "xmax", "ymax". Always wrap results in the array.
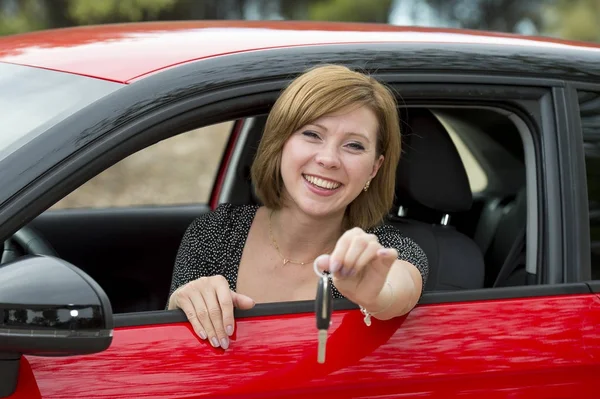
[{"xmin": 303, "ymin": 174, "xmax": 341, "ymax": 190}]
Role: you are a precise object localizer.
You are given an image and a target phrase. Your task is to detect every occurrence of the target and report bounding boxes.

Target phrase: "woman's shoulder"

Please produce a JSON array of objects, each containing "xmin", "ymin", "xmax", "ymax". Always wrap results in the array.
[
  {"xmin": 211, "ymin": 203, "xmax": 260, "ymax": 220},
  {"xmin": 189, "ymin": 203, "xmax": 260, "ymax": 230},
  {"xmin": 367, "ymin": 223, "xmax": 423, "ymax": 253},
  {"xmin": 367, "ymin": 223, "xmax": 429, "ymax": 281},
  {"xmin": 367, "ymin": 223, "xmax": 408, "ymax": 240}
]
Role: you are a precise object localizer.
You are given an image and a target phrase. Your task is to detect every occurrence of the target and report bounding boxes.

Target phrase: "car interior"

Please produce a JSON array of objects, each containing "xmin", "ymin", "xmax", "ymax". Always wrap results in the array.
[
  {"xmin": 224, "ymin": 107, "xmax": 528, "ymax": 293},
  {"xmin": 4, "ymin": 105, "xmax": 528, "ymax": 315}
]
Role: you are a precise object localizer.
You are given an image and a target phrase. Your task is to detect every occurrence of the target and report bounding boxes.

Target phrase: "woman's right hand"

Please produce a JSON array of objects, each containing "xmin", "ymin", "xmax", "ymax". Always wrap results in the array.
[{"xmin": 167, "ymin": 275, "xmax": 255, "ymax": 349}]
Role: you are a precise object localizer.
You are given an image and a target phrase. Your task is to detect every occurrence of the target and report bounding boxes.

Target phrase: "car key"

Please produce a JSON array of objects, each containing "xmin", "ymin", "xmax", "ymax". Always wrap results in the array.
[{"xmin": 316, "ymin": 273, "xmax": 332, "ymax": 364}]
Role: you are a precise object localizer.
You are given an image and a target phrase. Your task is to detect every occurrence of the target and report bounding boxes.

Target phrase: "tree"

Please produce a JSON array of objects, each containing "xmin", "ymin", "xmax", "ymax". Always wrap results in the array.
[
  {"xmin": 542, "ymin": 0, "xmax": 600, "ymax": 42},
  {"xmin": 0, "ymin": 0, "xmax": 249, "ymax": 36},
  {"xmin": 420, "ymin": 0, "xmax": 547, "ymax": 33},
  {"xmin": 1, "ymin": 0, "xmax": 397, "ymax": 36},
  {"xmin": 0, "ymin": 0, "xmax": 48, "ymax": 35},
  {"xmin": 67, "ymin": 0, "xmax": 178, "ymax": 24},
  {"xmin": 279, "ymin": 0, "xmax": 394, "ymax": 23},
  {"xmin": 309, "ymin": 0, "xmax": 393, "ymax": 23}
]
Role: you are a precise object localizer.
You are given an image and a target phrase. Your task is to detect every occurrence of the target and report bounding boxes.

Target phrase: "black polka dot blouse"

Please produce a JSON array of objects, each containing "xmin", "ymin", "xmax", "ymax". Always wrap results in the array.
[{"xmin": 168, "ymin": 203, "xmax": 429, "ymax": 301}]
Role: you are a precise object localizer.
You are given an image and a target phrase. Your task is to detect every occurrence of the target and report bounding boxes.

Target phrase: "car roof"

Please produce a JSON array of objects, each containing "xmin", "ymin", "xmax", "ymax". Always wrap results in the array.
[{"xmin": 1, "ymin": 20, "xmax": 599, "ymax": 84}]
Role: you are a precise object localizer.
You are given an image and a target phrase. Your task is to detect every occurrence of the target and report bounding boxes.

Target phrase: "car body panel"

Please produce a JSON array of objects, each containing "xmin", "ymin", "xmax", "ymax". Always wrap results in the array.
[
  {"xmin": 13, "ymin": 293, "xmax": 600, "ymax": 398},
  {"xmin": 1, "ymin": 20, "xmax": 600, "ymax": 83},
  {"xmin": 10, "ymin": 359, "xmax": 42, "ymax": 399}
]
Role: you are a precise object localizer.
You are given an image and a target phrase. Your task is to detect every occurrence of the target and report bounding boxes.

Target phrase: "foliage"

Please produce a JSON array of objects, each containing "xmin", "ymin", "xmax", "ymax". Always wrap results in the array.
[
  {"xmin": 67, "ymin": 0, "xmax": 177, "ymax": 24},
  {"xmin": 0, "ymin": 0, "xmax": 244, "ymax": 35},
  {"xmin": 308, "ymin": 0, "xmax": 393, "ymax": 23},
  {"xmin": 1, "ymin": 0, "xmax": 600, "ymax": 44},
  {"xmin": 543, "ymin": 0, "xmax": 600, "ymax": 42},
  {"xmin": 0, "ymin": 0, "xmax": 395, "ymax": 36},
  {"xmin": 421, "ymin": 0, "xmax": 545, "ymax": 33},
  {"xmin": 0, "ymin": 0, "xmax": 47, "ymax": 35}
]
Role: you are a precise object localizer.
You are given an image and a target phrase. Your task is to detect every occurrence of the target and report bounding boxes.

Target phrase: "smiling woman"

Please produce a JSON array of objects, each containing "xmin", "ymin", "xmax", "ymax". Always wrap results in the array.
[{"xmin": 167, "ymin": 64, "xmax": 429, "ymax": 351}]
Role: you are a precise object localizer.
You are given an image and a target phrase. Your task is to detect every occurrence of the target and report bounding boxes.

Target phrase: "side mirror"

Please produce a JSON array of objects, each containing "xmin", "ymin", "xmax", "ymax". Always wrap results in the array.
[{"xmin": 0, "ymin": 256, "xmax": 113, "ymax": 397}]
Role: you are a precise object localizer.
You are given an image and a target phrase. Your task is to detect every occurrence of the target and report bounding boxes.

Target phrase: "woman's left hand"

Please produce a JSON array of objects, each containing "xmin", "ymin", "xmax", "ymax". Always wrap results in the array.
[{"xmin": 315, "ymin": 227, "xmax": 398, "ymax": 310}]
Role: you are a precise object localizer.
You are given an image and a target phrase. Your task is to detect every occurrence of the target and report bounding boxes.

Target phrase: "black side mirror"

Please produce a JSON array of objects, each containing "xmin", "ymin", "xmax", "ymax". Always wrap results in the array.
[{"xmin": 0, "ymin": 256, "xmax": 113, "ymax": 397}]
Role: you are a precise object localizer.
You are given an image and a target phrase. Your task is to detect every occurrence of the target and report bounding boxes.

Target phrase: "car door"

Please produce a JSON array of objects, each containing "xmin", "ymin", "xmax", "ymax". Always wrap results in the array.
[
  {"xmin": 4, "ymin": 44, "xmax": 600, "ymax": 398},
  {"xmin": 7, "ymin": 290, "xmax": 596, "ymax": 399}
]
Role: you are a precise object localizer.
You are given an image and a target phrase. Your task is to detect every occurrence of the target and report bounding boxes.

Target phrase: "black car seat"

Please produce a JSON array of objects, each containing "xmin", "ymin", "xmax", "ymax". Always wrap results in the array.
[
  {"xmin": 387, "ymin": 109, "xmax": 485, "ymax": 291},
  {"xmin": 478, "ymin": 187, "xmax": 527, "ymax": 287}
]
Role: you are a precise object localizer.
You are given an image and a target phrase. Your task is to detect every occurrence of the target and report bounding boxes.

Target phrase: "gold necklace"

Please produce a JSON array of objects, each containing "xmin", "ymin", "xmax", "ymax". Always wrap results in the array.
[{"xmin": 268, "ymin": 211, "xmax": 317, "ymax": 266}]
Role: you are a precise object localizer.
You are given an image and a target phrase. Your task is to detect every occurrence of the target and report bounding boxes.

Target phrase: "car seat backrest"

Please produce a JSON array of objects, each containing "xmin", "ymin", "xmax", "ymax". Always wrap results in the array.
[
  {"xmin": 485, "ymin": 187, "xmax": 527, "ymax": 287},
  {"xmin": 388, "ymin": 109, "xmax": 485, "ymax": 291}
]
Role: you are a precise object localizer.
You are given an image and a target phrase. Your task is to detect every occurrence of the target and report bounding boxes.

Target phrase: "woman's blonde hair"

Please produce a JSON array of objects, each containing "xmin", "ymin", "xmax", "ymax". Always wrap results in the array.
[{"xmin": 251, "ymin": 64, "xmax": 401, "ymax": 230}]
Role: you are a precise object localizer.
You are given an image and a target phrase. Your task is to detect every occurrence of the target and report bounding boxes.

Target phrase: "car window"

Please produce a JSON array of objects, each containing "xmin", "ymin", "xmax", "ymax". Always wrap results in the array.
[
  {"xmin": 445, "ymin": 125, "xmax": 488, "ymax": 194},
  {"xmin": 433, "ymin": 109, "xmax": 523, "ymax": 197},
  {"xmin": 52, "ymin": 122, "xmax": 233, "ymax": 209},
  {"xmin": 579, "ymin": 90, "xmax": 600, "ymax": 279},
  {"xmin": 0, "ymin": 63, "xmax": 120, "ymax": 162}
]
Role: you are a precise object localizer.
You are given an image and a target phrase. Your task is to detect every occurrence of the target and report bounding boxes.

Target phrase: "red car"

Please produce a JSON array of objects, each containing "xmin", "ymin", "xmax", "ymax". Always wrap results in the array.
[{"xmin": 1, "ymin": 20, "xmax": 600, "ymax": 399}]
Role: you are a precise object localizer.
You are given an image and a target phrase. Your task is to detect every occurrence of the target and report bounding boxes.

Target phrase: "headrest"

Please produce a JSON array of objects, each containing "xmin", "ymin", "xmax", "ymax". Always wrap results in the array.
[{"xmin": 396, "ymin": 109, "xmax": 472, "ymax": 213}]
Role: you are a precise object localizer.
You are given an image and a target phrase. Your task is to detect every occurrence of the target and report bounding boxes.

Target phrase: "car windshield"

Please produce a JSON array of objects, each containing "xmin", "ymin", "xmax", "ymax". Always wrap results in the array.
[{"xmin": 0, "ymin": 62, "xmax": 121, "ymax": 161}]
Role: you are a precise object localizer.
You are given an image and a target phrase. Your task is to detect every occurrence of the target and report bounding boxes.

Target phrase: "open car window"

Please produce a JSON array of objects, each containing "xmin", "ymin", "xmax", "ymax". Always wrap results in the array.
[
  {"xmin": 435, "ymin": 114, "xmax": 489, "ymax": 194},
  {"xmin": 53, "ymin": 122, "xmax": 233, "ymax": 209},
  {"xmin": 34, "ymin": 101, "xmax": 530, "ymax": 315}
]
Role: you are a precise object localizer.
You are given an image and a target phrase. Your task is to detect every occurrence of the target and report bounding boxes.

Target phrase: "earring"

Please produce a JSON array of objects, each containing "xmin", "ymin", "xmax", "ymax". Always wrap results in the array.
[{"xmin": 363, "ymin": 180, "xmax": 371, "ymax": 192}]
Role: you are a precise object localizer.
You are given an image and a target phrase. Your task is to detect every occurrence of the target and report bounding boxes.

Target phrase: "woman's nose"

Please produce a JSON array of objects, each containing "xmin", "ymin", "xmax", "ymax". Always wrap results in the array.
[{"xmin": 315, "ymin": 146, "xmax": 341, "ymax": 169}]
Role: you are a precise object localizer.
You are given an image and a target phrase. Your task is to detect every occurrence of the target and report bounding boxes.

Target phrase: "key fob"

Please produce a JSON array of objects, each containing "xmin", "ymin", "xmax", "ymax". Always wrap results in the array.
[{"xmin": 316, "ymin": 275, "xmax": 332, "ymax": 330}]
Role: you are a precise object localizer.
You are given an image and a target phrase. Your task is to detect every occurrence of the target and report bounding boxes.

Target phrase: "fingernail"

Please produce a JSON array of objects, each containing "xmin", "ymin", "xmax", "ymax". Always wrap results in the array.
[
  {"xmin": 221, "ymin": 338, "xmax": 230, "ymax": 350},
  {"xmin": 210, "ymin": 337, "xmax": 220, "ymax": 348},
  {"xmin": 330, "ymin": 260, "xmax": 341, "ymax": 273},
  {"xmin": 199, "ymin": 330, "xmax": 207, "ymax": 340},
  {"xmin": 379, "ymin": 248, "xmax": 396, "ymax": 257},
  {"xmin": 226, "ymin": 325, "xmax": 234, "ymax": 336}
]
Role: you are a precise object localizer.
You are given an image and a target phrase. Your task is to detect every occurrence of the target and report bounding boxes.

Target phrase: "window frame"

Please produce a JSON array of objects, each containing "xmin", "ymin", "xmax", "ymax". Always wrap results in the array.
[
  {"xmin": 568, "ymin": 82, "xmax": 600, "ymax": 284},
  {"xmin": 215, "ymin": 81, "xmax": 564, "ymax": 296}
]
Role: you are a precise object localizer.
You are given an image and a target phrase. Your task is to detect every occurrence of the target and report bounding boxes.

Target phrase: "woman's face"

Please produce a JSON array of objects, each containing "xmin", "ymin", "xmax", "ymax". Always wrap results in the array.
[{"xmin": 280, "ymin": 104, "xmax": 384, "ymax": 219}]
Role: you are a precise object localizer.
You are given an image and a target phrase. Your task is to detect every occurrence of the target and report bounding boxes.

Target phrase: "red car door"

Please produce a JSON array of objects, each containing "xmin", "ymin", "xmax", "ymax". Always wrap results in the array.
[{"xmin": 11, "ymin": 286, "xmax": 600, "ymax": 399}]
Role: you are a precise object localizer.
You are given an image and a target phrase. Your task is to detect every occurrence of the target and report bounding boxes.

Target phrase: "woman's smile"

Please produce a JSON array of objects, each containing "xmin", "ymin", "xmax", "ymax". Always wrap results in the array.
[
  {"xmin": 302, "ymin": 174, "xmax": 342, "ymax": 190},
  {"xmin": 302, "ymin": 173, "xmax": 343, "ymax": 197}
]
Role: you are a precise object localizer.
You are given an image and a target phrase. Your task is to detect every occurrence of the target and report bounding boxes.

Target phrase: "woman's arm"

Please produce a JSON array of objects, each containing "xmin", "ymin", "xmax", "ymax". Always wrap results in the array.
[
  {"xmin": 366, "ymin": 226, "xmax": 428, "ymax": 320},
  {"xmin": 166, "ymin": 204, "xmax": 235, "ymax": 308},
  {"xmin": 366, "ymin": 259, "xmax": 423, "ymax": 320}
]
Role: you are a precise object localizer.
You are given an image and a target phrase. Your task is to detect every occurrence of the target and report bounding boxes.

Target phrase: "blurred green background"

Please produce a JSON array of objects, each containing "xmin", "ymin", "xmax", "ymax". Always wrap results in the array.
[{"xmin": 1, "ymin": 0, "xmax": 599, "ymax": 43}]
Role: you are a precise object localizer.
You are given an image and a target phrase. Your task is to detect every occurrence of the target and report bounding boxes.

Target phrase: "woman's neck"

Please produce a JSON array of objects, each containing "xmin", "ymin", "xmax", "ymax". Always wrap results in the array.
[{"xmin": 267, "ymin": 206, "xmax": 343, "ymax": 264}]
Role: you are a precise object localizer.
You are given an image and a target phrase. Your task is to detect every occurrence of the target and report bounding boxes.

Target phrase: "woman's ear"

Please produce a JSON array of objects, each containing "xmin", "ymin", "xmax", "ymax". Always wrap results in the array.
[{"xmin": 370, "ymin": 154, "xmax": 385, "ymax": 179}]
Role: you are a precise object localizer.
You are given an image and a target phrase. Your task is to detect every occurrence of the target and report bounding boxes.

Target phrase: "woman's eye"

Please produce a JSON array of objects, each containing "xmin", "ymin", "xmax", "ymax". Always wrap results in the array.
[
  {"xmin": 302, "ymin": 130, "xmax": 320, "ymax": 139},
  {"xmin": 347, "ymin": 142, "xmax": 365, "ymax": 151}
]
